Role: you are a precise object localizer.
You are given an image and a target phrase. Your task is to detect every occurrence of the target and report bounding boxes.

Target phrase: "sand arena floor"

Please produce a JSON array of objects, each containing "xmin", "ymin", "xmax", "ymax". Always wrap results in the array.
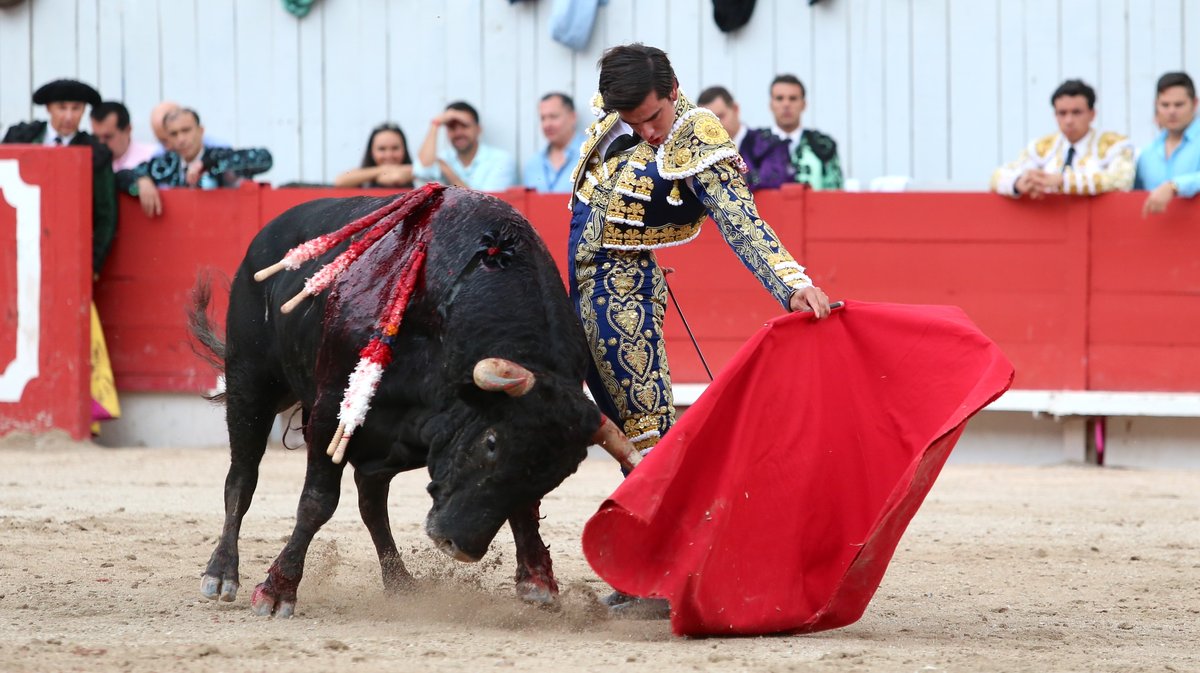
[{"xmin": 0, "ymin": 437, "xmax": 1197, "ymax": 673}]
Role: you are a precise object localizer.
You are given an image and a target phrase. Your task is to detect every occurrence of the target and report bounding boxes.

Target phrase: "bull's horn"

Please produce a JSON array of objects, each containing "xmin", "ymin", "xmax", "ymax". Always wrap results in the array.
[
  {"xmin": 472, "ymin": 358, "xmax": 536, "ymax": 397},
  {"xmin": 592, "ymin": 415, "xmax": 641, "ymax": 472}
]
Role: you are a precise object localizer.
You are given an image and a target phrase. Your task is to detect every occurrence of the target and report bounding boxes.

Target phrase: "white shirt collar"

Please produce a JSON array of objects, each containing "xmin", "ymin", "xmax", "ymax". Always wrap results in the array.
[
  {"xmin": 1062, "ymin": 129, "xmax": 1094, "ymax": 165},
  {"xmin": 44, "ymin": 130, "xmax": 76, "ymax": 146},
  {"xmin": 771, "ymin": 124, "xmax": 803, "ymax": 146}
]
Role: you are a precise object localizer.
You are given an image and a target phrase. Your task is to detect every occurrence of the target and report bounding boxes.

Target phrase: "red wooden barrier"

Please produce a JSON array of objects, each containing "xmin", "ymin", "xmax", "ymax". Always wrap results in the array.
[
  {"xmin": 806, "ymin": 192, "xmax": 1091, "ymax": 390},
  {"xmin": 94, "ymin": 183, "xmax": 262, "ymax": 391},
  {"xmin": 83, "ymin": 185, "xmax": 1199, "ymax": 397},
  {"xmin": 0, "ymin": 147, "xmax": 93, "ymax": 438},
  {"xmin": 1088, "ymin": 194, "xmax": 1200, "ymax": 392}
]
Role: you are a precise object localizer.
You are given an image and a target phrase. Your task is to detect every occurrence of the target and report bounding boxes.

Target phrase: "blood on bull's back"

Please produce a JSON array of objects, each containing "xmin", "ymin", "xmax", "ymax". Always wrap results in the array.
[{"xmin": 190, "ymin": 186, "xmax": 631, "ymax": 617}]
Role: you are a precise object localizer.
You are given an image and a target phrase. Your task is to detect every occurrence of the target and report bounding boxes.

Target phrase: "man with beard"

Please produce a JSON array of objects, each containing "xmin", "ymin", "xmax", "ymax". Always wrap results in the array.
[{"xmin": 414, "ymin": 101, "xmax": 517, "ymax": 192}]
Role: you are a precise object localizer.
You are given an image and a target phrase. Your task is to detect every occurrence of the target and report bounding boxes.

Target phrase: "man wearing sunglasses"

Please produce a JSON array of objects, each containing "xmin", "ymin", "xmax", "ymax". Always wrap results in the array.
[{"xmin": 414, "ymin": 101, "xmax": 517, "ymax": 192}]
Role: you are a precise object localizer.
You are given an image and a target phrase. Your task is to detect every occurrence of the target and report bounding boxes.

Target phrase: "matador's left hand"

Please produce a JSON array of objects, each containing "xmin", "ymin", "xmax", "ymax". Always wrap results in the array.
[{"xmin": 789, "ymin": 286, "xmax": 830, "ymax": 319}]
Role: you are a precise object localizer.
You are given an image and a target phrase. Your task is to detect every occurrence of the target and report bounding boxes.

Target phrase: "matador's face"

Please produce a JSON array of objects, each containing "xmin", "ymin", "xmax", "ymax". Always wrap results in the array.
[{"xmin": 617, "ymin": 85, "xmax": 679, "ymax": 147}]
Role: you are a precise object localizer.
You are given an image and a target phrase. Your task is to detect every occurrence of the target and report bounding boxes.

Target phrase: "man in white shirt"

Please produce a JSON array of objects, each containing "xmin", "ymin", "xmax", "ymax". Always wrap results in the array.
[
  {"xmin": 992, "ymin": 79, "xmax": 1133, "ymax": 198},
  {"xmin": 414, "ymin": 101, "xmax": 517, "ymax": 192}
]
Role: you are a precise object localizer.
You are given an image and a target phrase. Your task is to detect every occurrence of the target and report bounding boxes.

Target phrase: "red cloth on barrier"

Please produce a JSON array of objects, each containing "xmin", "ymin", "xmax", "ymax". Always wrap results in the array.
[{"xmin": 581, "ymin": 301, "xmax": 1014, "ymax": 636}]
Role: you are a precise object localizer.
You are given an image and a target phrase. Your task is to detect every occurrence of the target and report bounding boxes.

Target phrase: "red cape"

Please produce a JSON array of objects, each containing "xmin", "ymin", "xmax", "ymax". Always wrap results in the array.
[{"xmin": 582, "ymin": 301, "xmax": 1014, "ymax": 636}]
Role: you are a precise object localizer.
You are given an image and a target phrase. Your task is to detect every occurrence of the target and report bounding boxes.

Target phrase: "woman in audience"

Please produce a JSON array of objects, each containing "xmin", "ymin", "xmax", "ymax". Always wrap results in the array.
[{"xmin": 334, "ymin": 123, "xmax": 414, "ymax": 188}]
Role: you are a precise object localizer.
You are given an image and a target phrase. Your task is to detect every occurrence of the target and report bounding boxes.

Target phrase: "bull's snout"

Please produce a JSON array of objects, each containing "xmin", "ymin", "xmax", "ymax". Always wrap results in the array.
[
  {"xmin": 433, "ymin": 536, "xmax": 483, "ymax": 563},
  {"xmin": 425, "ymin": 509, "xmax": 491, "ymax": 562}
]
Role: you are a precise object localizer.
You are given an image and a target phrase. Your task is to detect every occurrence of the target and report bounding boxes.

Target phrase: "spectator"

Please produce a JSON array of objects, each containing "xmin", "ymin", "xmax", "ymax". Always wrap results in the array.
[
  {"xmin": 992, "ymin": 79, "xmax": 1133, "ymax": 199},
  {"xmin": 334, "ymin": 123, "xmax": 414, "ymax": 188},
  {"xmin": 697, "ymin": 85, "xmax": 792, "ymax": 191},
  {"xmin": 118, "ymin": 107, "xmax": 272, "ymax": 217},
  {"xmin": 1136, "ymin": 72, "xmax": 1200, "ymax": 216},
  {"xmin": 2, "ymin": 79, "xmax": 117, "ymax": 274},
  {"xmin": 1, "ymin": 79, "xmax": 121, "ymax": 433},
  {"xmin": 415, "ymin": 101, "xmax": 517, "ymax": 192},
  {"xmin": 524, "ymin": 92, "xmax": 585, "ymax": 193},
  {"xmin": 148, "ymin": 100, "xmax": 231, "ymax": 155},
  {"xmin": 90, "ymin": 101, "xmax": 157, "ymax": 172},
  {"xmin": 769, "ymin": 74, "xmax": 843, "ymax": 190}
]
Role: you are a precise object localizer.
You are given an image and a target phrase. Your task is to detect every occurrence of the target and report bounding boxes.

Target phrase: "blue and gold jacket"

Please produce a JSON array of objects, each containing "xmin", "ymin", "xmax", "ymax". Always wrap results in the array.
[{"xmin": 568, "ymin": 93, "xmax": 813, "ymax": 307}]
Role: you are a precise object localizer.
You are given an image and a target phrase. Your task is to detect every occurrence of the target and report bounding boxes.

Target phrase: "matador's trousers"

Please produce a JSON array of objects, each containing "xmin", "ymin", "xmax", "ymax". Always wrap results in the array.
[{"xmin": 568, "ymin": 201, "xmax": 676, "ymax": 453}]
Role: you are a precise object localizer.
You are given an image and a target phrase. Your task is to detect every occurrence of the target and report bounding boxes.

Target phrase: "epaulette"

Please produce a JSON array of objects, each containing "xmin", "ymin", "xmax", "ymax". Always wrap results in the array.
[
  {"xmin": 801, "ymin": 129, "xmax": 839, "ymax": 163},
  {"xmin": 656, "ymin": 100, "xmax": 740, "ymax": 180},
  {"xmin": 1097, "ymin": 131, "xmax": 1131, "ymax": 157},
  {"xmin": 568, "ymin": 95, "xmax": 621, "ymax": 205},
  {"xmin": 1033, "ymin": 133, "xmax": 1058, "ymax": 158},
  {"xmin": 1, "ymin": 120, "xmax": 46, "ymax": 144}
]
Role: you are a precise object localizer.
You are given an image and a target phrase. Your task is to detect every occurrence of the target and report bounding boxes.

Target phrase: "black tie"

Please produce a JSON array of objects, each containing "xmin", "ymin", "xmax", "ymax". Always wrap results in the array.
[
  {"xmin": 1062, "ymin": 146, "xmax": 1075, "ymax": 173},
  {"xmin": 604, "ymin": 133, "xmax": 640, "ymax": 161},
  {"xmin": 53, "ymin": 136, "xmax": 63, "ymax": 145}
]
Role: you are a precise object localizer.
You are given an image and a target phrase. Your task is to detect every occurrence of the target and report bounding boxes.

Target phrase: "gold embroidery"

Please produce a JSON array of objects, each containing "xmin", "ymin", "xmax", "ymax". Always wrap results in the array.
[
  {"xmin": 693, "ymin": 160, "xmax": 811, "ymax": 306},
  {"xmin": 630, "ymin": 143, "xmax": 655, "ymax": 166},
  {"xmin": 602, "ymin": 223, "xmax": 700, "ymax": 249},
  {"xmin": 658, "ymin": 101, "xmax": 739, "ymax": 178},
  {"xmin": 614, "ymin": 308, "xmax": 640, "ymax": 334},
  {"xmin": 620, "ymin": 342, "xmax": 651, "ymax": 376},
  {"xmin": 608, "ymin": 194, "xmax": 646, "ymax": 223},
  {"xmin": 694, "ymin": 115, "xmax": 729, "ymax": 145},
  {"xmin": 1033, "ymin": 133, "xmax": 1057, "ymax": 159},
  {"xmin": 1097, "ymin": 131, "xmax": 1128, "ymax": 158}
]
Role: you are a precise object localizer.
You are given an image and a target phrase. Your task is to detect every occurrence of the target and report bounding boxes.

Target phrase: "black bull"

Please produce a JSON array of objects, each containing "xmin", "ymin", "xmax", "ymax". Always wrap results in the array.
[{"xmin": 190, "ymin": 187, "xmax": 626, "ymax": 617}]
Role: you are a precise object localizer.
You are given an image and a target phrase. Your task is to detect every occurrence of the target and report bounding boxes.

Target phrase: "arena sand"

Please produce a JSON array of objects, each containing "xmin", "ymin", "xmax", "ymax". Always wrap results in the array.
[{"xmin": 0, "ymin": 440, "xmax": 1197, "ymax": 673}]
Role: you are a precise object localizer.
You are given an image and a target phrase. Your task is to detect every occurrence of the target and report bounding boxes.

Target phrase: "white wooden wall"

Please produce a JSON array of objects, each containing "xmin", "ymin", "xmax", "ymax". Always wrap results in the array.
[{"xmin": 2, "ymin": 0, "xmax": 1198, "ymax": 188}]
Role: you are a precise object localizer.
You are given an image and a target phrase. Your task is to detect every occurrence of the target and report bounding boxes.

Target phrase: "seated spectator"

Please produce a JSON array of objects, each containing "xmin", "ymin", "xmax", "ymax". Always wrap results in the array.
[
  {"xmin": 1135, "ymin": 72, "xmax": 1200, "ymax": 216},
  {"xmin": 2, "ymin": 79, "xmax": 116, "ymax": 274},
  {"xmin": 698, "ymin": 85, "xmax": 792, "ymax": 191},
  {"xmin": 524, "ymin": 92, "xmax": 585, "ymax": 193},
  {"xmin": 90, "ymin": 101, "xmax": 157, "ymax": 171},
  {"xmin": 149, "ymin": 100, "xmax": 230, "ymax": 155},
  {"xmin": 414, "ymin": 101, "xmax": 517, "ymax": 192},
  {"xmin": 118, "ymin": 107, "xmax": 272, "ymax": 217},
  {"xmin": 992, "ymin": 79, "xmax": 1133, "ymax": 198},
  {"xmin": 769, "ymin": 74, "xmax": 843, "ymax": 190},
  {"xmin": 333, "ymin": 123, "xmax": 414, "ymax": 188}
]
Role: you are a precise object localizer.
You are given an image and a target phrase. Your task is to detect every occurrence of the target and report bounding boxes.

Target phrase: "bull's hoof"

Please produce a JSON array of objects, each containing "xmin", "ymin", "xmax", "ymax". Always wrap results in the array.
[
  {"xmin": 200, "ymin": 574, "xmax": 239, "ymax": 602},
  {"xmin": 250, "ymin": 583, "xmax": 295, "ymax": 618},
  {"xmin": 515, "ymin": 579, "xmax": 559, "ymax": 607}
]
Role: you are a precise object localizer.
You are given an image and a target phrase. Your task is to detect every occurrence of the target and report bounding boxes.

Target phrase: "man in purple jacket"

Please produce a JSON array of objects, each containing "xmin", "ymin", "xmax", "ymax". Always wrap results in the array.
[{"xmin": 698, "ymin": 85, "xmax": 793, "ymax": 191}]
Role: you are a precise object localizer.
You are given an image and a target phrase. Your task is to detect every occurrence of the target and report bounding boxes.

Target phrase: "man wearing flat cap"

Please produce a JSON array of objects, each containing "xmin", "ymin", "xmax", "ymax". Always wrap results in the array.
[{"xmin": 3, "ymin": 79, "xmax": 118, "ymax": 276}]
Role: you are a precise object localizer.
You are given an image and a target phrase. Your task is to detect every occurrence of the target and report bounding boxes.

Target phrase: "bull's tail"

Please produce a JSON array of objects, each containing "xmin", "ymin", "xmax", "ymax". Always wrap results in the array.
[{"xmin": 188, "ymin": 273, "xmax": 228, "ymax": 403}]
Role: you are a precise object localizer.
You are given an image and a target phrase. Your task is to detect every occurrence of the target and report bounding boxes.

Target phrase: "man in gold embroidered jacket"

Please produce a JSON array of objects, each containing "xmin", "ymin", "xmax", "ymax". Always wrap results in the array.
[{"xmin": 567, "ymin": 44, "xmax": 830, "ymax": 456}]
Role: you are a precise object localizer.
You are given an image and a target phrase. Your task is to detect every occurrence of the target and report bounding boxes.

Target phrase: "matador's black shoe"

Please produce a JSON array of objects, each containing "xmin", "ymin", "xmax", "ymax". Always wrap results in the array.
[{"xmin": 601, "ymin": 591, "xmax": 670, "ymax": 619}]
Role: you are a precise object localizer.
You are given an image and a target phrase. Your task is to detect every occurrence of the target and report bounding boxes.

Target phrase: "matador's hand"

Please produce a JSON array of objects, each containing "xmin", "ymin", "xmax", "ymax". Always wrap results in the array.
[{"xmin": 789, "ymin": 286, "xmax": 830, "ymax": 319}]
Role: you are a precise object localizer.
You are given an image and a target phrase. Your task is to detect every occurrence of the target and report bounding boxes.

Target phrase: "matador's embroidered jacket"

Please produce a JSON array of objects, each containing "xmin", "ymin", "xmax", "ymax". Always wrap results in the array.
[
  {"xmin": 568, "ymin": 93, "xmax": 813, "ymax": 306},
  {"xmin": 991, "ymin": 128, "xmax": 1134, "ymax": 197}
]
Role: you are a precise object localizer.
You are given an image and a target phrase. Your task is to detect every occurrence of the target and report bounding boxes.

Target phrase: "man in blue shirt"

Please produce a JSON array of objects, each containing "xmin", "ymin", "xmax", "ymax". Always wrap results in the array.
[
  {"xmin": 414, "ymin": 101, "xmax": 517, "ymax": 192},
  {"xmin": 524, "ymin": 92, "xmax": 586, "ymax": 193},
  {"xmin": 1135, "ymin": 72, "xmax": 1200, "ymax": 216}
]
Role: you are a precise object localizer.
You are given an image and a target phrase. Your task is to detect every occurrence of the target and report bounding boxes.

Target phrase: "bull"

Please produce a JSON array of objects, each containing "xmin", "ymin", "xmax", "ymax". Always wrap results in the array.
[{"xmin": 189, "ymin": 186, "xmax": 636, "ymax": 617}]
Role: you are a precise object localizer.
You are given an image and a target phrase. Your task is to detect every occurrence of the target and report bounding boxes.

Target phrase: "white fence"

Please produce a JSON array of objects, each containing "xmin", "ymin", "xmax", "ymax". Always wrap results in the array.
[{"xmin": 1, "ymin": 0, "xmax": 1197, "ymax": 188}]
